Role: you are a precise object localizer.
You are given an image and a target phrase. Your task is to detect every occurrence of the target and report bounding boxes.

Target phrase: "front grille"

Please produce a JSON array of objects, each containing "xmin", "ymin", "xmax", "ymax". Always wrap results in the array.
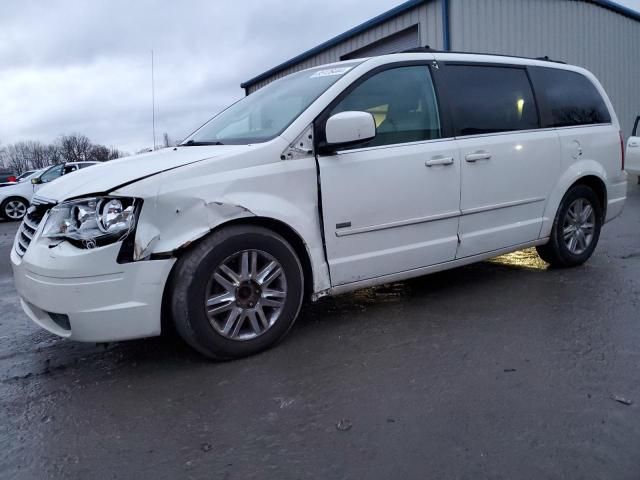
[{"xmin": 14, "ymin": 197, "xmax": 56, "ymax": 257}]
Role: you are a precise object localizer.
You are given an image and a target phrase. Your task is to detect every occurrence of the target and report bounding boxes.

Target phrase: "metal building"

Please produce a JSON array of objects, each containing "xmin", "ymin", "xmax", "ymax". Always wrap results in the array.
[{"xmin": 240, "ymin": 0, "xmax": 640, "ymax": 136}]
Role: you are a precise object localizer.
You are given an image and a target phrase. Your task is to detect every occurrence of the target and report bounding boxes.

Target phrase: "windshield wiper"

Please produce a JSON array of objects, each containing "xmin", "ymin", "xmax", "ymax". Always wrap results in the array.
[{"xmin": 180, "ymin": 140, "xmax": 224, "ymax": 146}]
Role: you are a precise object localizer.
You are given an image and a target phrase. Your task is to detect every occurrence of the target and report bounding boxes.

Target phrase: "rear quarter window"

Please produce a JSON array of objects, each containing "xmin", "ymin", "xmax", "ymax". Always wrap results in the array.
[{"xmin": 528, "ymin": 67, "xmax": 611, "ymax": 127}]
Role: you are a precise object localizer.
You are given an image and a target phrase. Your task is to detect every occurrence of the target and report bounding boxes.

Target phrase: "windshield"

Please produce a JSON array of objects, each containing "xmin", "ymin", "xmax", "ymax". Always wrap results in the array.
[{"xmin": 185, "ymin": 62, "xmax": 363, "ymax": 145}]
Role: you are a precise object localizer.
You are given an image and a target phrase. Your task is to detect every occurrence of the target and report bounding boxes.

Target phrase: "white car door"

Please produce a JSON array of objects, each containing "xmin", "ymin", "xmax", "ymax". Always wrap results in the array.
[
  {"xmin": 626, "ymin": 116, "xmax": 640, "ymax": 180},
  {"xmin": 439, "ymin": 62, "xmax": 560, "ymax": 258},
  {"xmin": 317, "ymin": 64, "xmax": 461, "ymax": 286}
]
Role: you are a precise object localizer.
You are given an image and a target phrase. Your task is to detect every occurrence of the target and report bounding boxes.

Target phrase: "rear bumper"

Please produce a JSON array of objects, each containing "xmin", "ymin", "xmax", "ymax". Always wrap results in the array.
[
  {"xmin": 11, "ymin": 241, "xmax": 175, "ymax": 342},
  {"xmin": 605, "ymin": 173, "xmax": 628, "ymax": 223}
]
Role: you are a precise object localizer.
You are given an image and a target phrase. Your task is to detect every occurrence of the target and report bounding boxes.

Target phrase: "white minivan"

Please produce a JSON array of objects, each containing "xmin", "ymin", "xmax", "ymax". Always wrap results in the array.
[{"xmin": 11, "ymin": 52, "xmax": 628, "ymax": 359}]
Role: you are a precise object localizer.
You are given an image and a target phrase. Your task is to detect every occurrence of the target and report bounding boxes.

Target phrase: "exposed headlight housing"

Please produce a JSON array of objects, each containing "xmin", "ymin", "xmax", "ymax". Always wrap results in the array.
[{"xmin": 42, "ymin": 197, "xmax": 140, "ymax": 247}]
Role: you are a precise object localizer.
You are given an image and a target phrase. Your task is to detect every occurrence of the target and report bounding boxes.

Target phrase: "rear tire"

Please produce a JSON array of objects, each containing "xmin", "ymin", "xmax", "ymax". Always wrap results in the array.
[
  {"xmin": 536, "ymin": 184, "xmax": 602, "ymax": 268},
  {"xmin": 1, "ymin": 197, "xmax": 28, "ymax": 221},
  {"xmin": 170, "ymin": 225, "xmax": 304, "ymax": 360}
]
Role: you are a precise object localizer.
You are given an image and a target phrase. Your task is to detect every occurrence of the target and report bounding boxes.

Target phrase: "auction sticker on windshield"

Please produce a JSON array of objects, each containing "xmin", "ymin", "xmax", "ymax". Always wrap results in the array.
[{"xmin": 310, "ymin": 67, "xmax": 352, "ymax": 78}]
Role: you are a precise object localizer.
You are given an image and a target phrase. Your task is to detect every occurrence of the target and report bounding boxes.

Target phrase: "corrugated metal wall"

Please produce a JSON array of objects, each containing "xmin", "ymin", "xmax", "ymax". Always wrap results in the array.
[
  {"xmin": 246, "ymin": 1, "xmax": 442, "ymax": 93},
  {"xmin": 341, "ymin": 25, "xmax": 420, "ymax": 60},
  {"xmin": 449, "ymin": 0, "xmax": 640, "ymax": 137}
]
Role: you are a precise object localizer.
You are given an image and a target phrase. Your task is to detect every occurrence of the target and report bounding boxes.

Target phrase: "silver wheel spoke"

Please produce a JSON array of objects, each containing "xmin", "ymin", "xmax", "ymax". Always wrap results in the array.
[
  {"xmin": 231, "ymin": 311, "xmax": 246, "ymax": 338},
  {"xmin": 246, "ymin": 310, "xmax": 261, "ymax": 335},
  {"xmin": 563, "ymin": 225, "xmax": 576, "ymax": 238},
  {"xmin": 262, "ymin": 288, "xmax": 286, "ymax": 299},
  {"xmin": 580, "ymin": 204, "xmax": 593, "ymax": 223},
  {"xmin": 219, "ymin": 264, "xmax": 241, "ymax": 285},
  {"xmin": 256, "ymin": 261, "xmax": 277, "ymax": 284},
  {"xmin": 263, "ymin": 267, "xmax": 283, "ymax": 287},
  {"xmin": 255, "ymin": 305, "xmax": 269, "ymax": 329},
  {"xmin": 214, "ymin": 272, "xmax": 236, "ymax": 293},
  {"xmin": 250, "ymin": 251, "xmax": 258, "ymax": 279},
  {"xmin": 240, "ymin": 251, "xmax": 250, "ymax": 281},
  {"xmin": 207, "ymin": 292, "xmax": 235, "ymax": 315},
  {"xmin": 262, "ymin": 297, "xmax": 285, "ymax": 308},
  {"xmin": 221, "ymin": 307, "xmax": 242, "ymax": 336}
]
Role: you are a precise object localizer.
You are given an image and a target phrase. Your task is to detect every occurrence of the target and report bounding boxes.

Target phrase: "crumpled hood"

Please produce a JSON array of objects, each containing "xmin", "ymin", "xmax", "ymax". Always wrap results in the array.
[{"xmin": 35, "ymin": 145, "xmax": 254, "ymax": 202}]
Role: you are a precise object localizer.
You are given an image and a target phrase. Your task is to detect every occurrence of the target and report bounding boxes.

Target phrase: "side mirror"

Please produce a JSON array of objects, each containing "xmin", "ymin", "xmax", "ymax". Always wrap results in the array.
[
  {"xmin": 31, "ymin": 177, "xmax": 42, "ymax": 185},
  {"xmin": 325, "ymin": 111, "xmax": 376, "ymax": 149}
]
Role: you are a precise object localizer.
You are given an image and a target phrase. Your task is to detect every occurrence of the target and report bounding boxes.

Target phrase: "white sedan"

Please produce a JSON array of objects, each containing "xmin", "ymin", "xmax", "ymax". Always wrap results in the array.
[{"xmin": 0, "ymin": 162, "xmax": 98, "ymax": 220}]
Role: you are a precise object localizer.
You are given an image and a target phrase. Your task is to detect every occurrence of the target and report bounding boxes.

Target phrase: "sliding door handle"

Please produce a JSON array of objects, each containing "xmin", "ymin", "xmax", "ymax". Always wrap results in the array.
[
  {"xmin": 425, "ymin": 156, "xmax": 454, "ymax": 167},
  {"xmin": 465, "ymin": 152, "xmax": 492, "ymax": 162}
]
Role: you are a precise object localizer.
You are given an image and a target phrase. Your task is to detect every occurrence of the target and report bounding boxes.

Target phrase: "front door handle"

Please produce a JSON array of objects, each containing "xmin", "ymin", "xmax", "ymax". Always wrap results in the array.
[
  {"xmin": 465, "ymin": 152, "xmax": 492, "ymax": 162},
  {"xmin": 629, "ymin": 141, "xmax": 639, "ymax": 148},
  {"xmin": 425, "ymin": 156, "xmax": 454, "ymax": 167}
]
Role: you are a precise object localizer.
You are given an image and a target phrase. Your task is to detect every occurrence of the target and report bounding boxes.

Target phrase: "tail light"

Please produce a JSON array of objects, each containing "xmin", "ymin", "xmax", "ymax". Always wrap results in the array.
[
  {"xmin": 619, "ymin": 130, "xmax": 625, "ymax": 170},
  {"xmin": 7, "ymin": 176, "xmax": 16, "ymax": 183}
]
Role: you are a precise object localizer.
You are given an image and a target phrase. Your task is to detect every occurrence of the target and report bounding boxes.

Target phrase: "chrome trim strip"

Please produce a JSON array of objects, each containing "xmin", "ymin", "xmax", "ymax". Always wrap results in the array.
[
  {"xmin": 335, "ymin": 210, "xmax": 460, "ymax": 237},
  {"xmin": 461, "ymin": 196, "xmax": 545, "ymax": 215},
  {"xmin": 335, "ymin": 197, "xmax": 545, "ymax": 237}
]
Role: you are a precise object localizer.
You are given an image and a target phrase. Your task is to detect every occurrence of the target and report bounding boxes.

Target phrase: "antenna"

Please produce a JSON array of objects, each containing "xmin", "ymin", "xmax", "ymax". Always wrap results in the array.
[{"xmin": 151, "ymin": 49, "xmax": 156, "ymax": 150}]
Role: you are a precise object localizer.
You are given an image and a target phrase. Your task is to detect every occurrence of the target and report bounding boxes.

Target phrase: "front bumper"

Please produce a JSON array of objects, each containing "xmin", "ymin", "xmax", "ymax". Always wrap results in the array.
[{"xmin": 11, "ymin": 237, "xmax": 175, "ymax": 342}]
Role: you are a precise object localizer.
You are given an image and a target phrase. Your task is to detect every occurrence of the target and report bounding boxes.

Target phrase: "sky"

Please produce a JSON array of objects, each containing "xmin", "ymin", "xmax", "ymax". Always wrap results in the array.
[{"xmin": 1, "ymin": 0, "xmax": 639, "ymax": 154}]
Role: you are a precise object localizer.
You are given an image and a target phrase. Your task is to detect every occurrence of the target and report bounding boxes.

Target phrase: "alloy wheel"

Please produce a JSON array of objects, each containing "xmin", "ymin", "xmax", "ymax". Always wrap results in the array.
[
  {"xmin": 205, "ymin": 249, "xmax": 287, "ymax": 341},
  {"xmin": 5, "ymin": 200, "xmax": 26, "ymax": 220},
  {"xmin": 562, "ymin": 198, "xmax": 595, "ymax": 255}
]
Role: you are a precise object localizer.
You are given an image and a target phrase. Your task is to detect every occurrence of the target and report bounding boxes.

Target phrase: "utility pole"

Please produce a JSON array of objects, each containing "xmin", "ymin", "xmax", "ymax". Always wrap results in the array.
[{"xmin": 151, "ymin": 49, "xmax": 157, "ymax": 150}]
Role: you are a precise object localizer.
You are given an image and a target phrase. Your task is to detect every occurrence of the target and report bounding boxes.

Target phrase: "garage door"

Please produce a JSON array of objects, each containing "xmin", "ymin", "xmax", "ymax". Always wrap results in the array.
[{"xmin": 341, "ymin": 25, "xmax": 420, "ymax": 60}]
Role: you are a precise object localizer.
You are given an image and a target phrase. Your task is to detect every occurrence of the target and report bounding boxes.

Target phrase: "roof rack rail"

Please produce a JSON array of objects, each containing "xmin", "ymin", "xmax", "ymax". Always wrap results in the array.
[
  {"xmin": 534, "ymin": 55, "xmax": 567, "ymax": 64},
  {"xmin": 395, "ymin": 47, "xmax": 568, "ymax": 65}
]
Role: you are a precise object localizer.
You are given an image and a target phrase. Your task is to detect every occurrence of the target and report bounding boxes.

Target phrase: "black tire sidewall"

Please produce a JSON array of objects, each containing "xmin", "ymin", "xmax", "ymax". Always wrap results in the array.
[
  {"xmin": 552, "ymin": 185, "xmax": 602, "ymax": 266},
  {"xmin": 172, "ymin": 227, "xmax": 303, "ymax": 359}
]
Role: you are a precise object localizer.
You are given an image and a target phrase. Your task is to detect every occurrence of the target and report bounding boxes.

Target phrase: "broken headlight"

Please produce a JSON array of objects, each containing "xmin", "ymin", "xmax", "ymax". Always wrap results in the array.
[{"xmin": 42, "ymin": 197, "xmax": 139, "ymax": 245}]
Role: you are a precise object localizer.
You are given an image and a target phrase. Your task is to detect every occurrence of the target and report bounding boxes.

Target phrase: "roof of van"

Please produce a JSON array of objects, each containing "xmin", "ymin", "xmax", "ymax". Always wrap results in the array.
[{"xmin": 240, "ymin": 0, "xmax": 640, "ymax": 91}]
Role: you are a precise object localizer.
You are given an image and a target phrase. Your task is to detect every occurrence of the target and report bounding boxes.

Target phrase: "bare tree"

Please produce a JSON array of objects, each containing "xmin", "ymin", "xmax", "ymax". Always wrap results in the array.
[
  {"xmin": 4, "ymin": 143, "xmax": 32, "ymax": 174},
  {"xmin": 58, "ymin": 134, "xmax": 92, "ymax": 162},
  {"xmin": 1, "ymin": 134, "xmax": 128, "ymax": 171},
  {"xmin": 27, "ymin": 141, "xmax": 49, "ymax": 169},
  {"xmin": 89, "ymin": 144, "xmax": 111, "ymax": 162}
]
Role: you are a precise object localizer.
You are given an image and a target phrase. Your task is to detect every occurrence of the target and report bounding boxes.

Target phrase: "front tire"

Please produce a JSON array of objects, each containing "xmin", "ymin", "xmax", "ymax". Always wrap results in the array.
[
  {"xmin": 1, "ymin": 197, "xmax": 28, "ymax": 221},
  {"xmin": 170, "ymin": 225, "xmax": 304, "ymax": 360},
  {"xmin": 536, "ymin": 184, "xmax": 602, "ymax": 268}
]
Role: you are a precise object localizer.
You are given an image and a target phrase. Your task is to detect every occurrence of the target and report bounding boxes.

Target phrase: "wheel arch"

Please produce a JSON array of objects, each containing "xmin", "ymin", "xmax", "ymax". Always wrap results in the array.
[
  {"xmin": 540, "ymin": 162, "xmax": 608, "ymax": 239},
  {"xmin": 159, "ymin": 215, "xmax": 317, "ymax": 333},
  {"xmin": 569, "ymin": 175, "xmax": 607, "ymax": 219}
]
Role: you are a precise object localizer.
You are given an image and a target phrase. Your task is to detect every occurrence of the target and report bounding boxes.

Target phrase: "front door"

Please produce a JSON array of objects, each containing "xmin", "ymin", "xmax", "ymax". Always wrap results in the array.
[{"xmin": 317, "ymin": 64, "xmax": 461, "ymax": 286}]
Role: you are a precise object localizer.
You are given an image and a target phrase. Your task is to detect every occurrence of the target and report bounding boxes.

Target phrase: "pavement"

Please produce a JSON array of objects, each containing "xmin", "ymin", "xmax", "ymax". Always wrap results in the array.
[{"xmin": 0, "ymin": 181, "xmax": 639, "ymax": 480}]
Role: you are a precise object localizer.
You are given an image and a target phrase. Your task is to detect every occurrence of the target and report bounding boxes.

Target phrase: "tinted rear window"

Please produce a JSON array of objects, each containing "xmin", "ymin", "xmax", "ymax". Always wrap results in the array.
[
  {"xmin": 529, "ymin": 67, "xmax": 611, "ymax": 127},
  {"xmin": 444, "ymin": 65, "xmax": 538, "ymax": 136}
]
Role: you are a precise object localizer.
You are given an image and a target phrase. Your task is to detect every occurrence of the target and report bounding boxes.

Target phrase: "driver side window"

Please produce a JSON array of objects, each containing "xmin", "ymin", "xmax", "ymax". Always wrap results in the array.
[
  {"xmin": 328, "ymin": 65, "xmax": 441, "ymax": 149},
  {"xmin": 40, "ymin": 164, "xmax": 64, "ymax": 183}
]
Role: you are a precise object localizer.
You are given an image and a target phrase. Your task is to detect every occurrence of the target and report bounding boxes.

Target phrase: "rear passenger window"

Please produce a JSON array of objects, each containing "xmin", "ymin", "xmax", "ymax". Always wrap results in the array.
[
  {"xmin": 328, "ymin": 65, "xmax": 441, "ymax": 148},
  {"xmin": 445, "ymin": 65, "xmax": 538, "ymax": 136},
  {"xmin": 528, "ymin": 67, "xmax": 611, "ymax": 127}
]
